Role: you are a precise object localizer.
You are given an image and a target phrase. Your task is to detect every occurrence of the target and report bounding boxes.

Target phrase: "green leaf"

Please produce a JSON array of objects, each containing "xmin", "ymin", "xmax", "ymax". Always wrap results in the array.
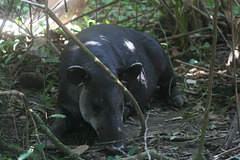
[
  {"xmin": 5, "ymin": 53, "xmax": 14, "ymax": 64},
  {"xmin": 201, "ymin": 42, "xmax": 211, "ymax": 50},
  {"xmin": 49, "ymin": 114, "xmax": 66, "ymax": 119},
  {"xmin": 128, "ymin": 146, "xmax": 138, "ymax": 156},
  {"xmin": 45, "ymin": 58, "xmax": 60, "ymax": 63},
  {"xmin": 40, "ymin": 95, "xmax": 52, "ymax": 104},
  {"xmin": 182, "ymin": 114, "xmax": 194, "ymax": 119},
  {"xmin": 170, "ymin": 136, "xmax": 177, "ymax": 141},
  {"xmin": 188, "ymin": 58, "xmax": 198, "ymax": 65},
  {"xmin": 107, "ymin": 156, "xmax": 115, "ymax": 160},
  {"xmin": 2, "ymin": 81, "xmax": 9, "ymax": 86},
  {"xmin": 170, "ymin": 146, "xmax": 178, "ymax": 150},
  {"xmin": 36, "ymin": 67, "xmax": 41, "ymax": 73},
  {"xmin": 13, "ymin": 39, "xmax": 20, "ymax": 50},
  {"xmin": 115, "ymin": 155, "xmax": 122, "ymax": 159},
  {"xmin": 17, "ymin": 54, "xmax": 22, "ymax": 59},
  {"xmin": 33, "ymin": 144, "xmax": 45, "ymax": 154},
  {"xmin": 18, "ymin": 149, "xmax": 33, "ymax": 160}
]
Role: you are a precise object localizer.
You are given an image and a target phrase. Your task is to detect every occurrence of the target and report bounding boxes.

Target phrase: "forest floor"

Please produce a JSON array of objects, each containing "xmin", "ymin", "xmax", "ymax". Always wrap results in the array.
[{"xmin": 0, "ymin": 43, "xmax": 239, "ymax": 160}]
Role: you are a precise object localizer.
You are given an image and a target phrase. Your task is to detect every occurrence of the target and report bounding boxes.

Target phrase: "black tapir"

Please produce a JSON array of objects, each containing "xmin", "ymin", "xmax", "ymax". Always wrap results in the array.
[{"xmin": 51, "ymin": 24, "xmax": 183, "ymax": 149}]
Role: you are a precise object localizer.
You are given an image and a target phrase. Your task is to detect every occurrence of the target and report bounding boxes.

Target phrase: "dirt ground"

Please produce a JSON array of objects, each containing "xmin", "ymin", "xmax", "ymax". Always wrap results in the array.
[{"xmin": 0, "ymin": 45, "xmax": 239, "ymax": 160}]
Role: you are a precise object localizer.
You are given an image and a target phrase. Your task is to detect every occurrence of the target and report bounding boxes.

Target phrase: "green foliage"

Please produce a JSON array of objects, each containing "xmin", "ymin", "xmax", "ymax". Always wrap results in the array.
[
  {"xmin": 107, "ymin": 146, "xmax": 138, "ymax": 160},
  {"xmin": 128, "ymin": 145, "xmax": 138, "ymax": 156},
  {"xmin": 0, "ymin": 38, "xmax": 22, "ymax": 68},
  {"xmin": 33, "ymin": 144, "xmax": 45, "ymax": 154},
  {"xmin": 182, "ymin": 114, "xmax": 195, "ymax": 120},
  {"xmin": 108, "ymin": 155, "xmax": 122, "ymax": 160},
  {"xmin": 49, "ymin": 114, "xmax": 66, "ymax": 119},
  {"xmin": 18, "ymin": 149, "xmax": 33, "ymax": 160},
  {"xmin": 40, "ymin": 94, "xmax": 52, "ymax": 104}
]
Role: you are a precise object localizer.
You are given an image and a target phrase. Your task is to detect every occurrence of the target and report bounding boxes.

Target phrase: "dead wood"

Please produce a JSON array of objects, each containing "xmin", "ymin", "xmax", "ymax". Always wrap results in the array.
[{"xmin": 119, "ymin": 150, "xmax": 175, "ymax": 160}]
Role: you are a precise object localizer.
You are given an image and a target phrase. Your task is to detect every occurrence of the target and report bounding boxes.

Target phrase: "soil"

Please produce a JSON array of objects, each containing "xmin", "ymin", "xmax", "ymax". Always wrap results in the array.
[{"xmin": 0, "ymin": 45, "xmax": 239, "ymax": 160}]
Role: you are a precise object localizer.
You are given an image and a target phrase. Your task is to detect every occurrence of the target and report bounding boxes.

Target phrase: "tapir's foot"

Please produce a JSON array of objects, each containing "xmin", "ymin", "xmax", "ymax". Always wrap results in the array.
[
  {"xmin": 164, "ymin": 86, "xmax": 184, "ymax": 107},
  {"xmin": 170, "ymin": 94, "xmax": 183, "ymax": 107}
]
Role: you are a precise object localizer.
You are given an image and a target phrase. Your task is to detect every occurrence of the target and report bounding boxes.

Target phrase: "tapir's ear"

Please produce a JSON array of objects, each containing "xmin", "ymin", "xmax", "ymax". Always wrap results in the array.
[
  {"xmin": 66, "ymin": 65, "xmax": 89, "ymax": 85},
  {"xmin": 119, "ymin": 62, "xmax": 142, "ymax": 82}
]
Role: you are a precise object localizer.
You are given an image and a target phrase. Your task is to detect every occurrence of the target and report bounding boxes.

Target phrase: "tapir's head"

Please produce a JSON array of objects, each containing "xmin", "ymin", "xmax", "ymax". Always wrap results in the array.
[{"xmin": 66, "ymin": 62, "xmax": 142, "ymax": 149}]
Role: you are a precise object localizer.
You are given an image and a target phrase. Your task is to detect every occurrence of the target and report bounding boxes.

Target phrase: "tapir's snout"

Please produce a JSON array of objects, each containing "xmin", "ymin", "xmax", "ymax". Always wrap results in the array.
[{"xmin": 95, "ymin": 113, "xmax": 127, "ymax": 149}]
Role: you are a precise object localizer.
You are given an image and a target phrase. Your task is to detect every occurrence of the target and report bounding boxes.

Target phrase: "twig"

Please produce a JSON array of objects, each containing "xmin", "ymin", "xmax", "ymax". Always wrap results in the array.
[
  {"xmin": 0, "ymin": 10, "xmax": 30, "ymax": 35},
  {"xmin": 200, "ymin": 0, "xmax": 232, "ymax": 50},
  {"xmin": 144, "ymin": 111, "xmax": 151, "ymax": 160},
  {"xmin": 0, "ymin": 0, "xmax": 15, "ymax": 33},
  {"xmin": 175, "ymin": 59, "xmax": 235, "ymax": 79},
  {"xmin": 118, "ymin": 9, "xmax": 155, "ymax": 24},
  {"xmin": 157, "ymin": 0, "xmax": 204, "ymax": 57},
  {"xmin": 214, "ymin": 145, "xmax": 240, "ymax": 159},
  {"xmin": 0, "ymin": 140, "xmax": 35, "ymax": 160},
  {"xmin": 115, "ymin": 0, "xmax": 122, "ymax": 24},
  {"xmin": 230, "ymin": 0, "xmax": 240, "ymax": 136},
  {"xmin": 195, "ymin": 1, "xmax": 219, "ymax": 160},
  {"xmin": 28, "ymin": 109, "xmax": 83, "ymax": 160},
  {"xmin": 0, "ymin": 90, "xmax": 47, "ymax": 159},
  {"xmin": 119, "ymin": 150, "xmax": 174, "ymax": 160},
  {"xmin": 158, "ymin": 27, "xmax": 210, "ymax": 42},
  {"xmin": 64, "ymin": 0, "xmax": 119, "ymax": 26},
  {"xmin": 222, "ymin": 110, "xmax": 239, "ymax": 149},
  {"xmin": 226, "ymin": 152, "xmax": 240, "ymax": 160},
  {"xmin": 0, "ymin": 90, "xmax": 78, "ymax": 159},
  {"xmin": 7, "ymin": 2, "xmax": 34, "ymax": 77}
]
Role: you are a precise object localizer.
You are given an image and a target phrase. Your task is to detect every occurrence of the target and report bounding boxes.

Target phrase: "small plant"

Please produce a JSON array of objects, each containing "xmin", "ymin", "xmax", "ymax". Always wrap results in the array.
[{"xmin": 107, "ymin": 146, "xmax": 138, "ymax": 159}]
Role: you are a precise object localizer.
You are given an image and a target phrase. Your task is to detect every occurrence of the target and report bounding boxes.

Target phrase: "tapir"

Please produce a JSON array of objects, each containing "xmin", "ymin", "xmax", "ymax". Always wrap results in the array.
[{"xmin": 50, "ymin": 24, "xmax": 183, "ymax": 149}]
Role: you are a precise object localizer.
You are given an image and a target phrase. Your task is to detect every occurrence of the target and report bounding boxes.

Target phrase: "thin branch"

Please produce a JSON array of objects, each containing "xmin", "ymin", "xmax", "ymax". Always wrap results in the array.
[
  {"xmin": 231, "ymin": 0, "xmax": 240, "ymax": 135},
  {"xmin": 0, "ymin": 0, "xmax": 15, "ymax": 33},
  {"xmin": 195, "ymin": 0, "xmax": 219, "ymax": 159},
  {"xmin": 115, "ymin": 0, "xmax": 122, "ymax": 24},
  {"xmin": 119, "ymin": 150, "xmax": 175, "ymax": 160},
  {"xmin": 158, "ymin": 27, "xmax": 210, "ymax": 42},
  {"xmin": 7, "ymin": 3, "xmax": 34, "ymax": 77},
  {"xmin": 175, "ymin": 59, "xmax": 235, "ymax": 79},
  {"xmin": 28, "ymin": 109, "xmax": 83, "ymax": 160},
  {"xmin": 214, "ymin": 145, "xmax": 240, "ymax": 159},
  {"xmin": 156, "ymin": 0, "xmax": 204, "ymax": 57},
  {"xmin": 64, "ymin": 0, "xmax": 119, "ymax": 26}
]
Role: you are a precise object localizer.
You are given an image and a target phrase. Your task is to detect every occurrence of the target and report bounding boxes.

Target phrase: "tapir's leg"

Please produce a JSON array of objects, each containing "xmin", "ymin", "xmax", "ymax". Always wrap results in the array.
[
  {"xmin": 50, "ymin": 107, "xmax": 74, "ymax": 140},
  {"xmin": 158, "ymin": 62, "xmax": 183, "ymax": 107}
]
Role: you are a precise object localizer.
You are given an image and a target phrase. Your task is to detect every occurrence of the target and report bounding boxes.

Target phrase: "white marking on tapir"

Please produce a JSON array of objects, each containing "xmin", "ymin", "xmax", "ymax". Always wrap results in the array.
[
  {"xmin": 84, "ymin": 41, "xmax": 102, "ymax": 46},
  {"xmin": 137, "ymin": 69, "xmax": 148, "ymax": 88},
  {"xmin": 123, "ymin": 39, "xmax": 136, "ymax": 52},
  {"xmin": 118, "ymin": 127, "xmax": 122, "ymax": 132}
]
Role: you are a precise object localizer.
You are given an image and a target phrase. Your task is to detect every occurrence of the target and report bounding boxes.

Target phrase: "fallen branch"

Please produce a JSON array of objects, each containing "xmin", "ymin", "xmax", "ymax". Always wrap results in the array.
[
  {"xmin": 28, "ymin": 109, "xmax": 83, "ymax": 160},
  {"xmin": 0, "ymin": 90, "xmax": 82, "ymax": 159},
  {"xmin": 0, "ymin": 140, "xmax": 35, "ymax": 160},
  {"xmin": 0, "ymin": 90, "xmax": 46, "ymax": 159},
  {"xmin": 175, "ymin": 59, "xmax": 235, "ymax": 79},
  {"xmin": 119, "ymin": 150, "xmax": 174, "ymax": 160},
  {"xmin": 158, "ymin": 27, "xmax": 210, "ymax": 42},
  {"xmin": 214, "ymin": 145, "xmax": 240, "ymax": 159}
]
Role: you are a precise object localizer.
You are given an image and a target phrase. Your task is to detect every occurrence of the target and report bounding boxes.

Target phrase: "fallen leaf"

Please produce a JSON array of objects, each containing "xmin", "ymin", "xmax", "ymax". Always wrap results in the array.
[{"xmin": 72, "ymin": 145, "xmax": 89, "ymax": 155}]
